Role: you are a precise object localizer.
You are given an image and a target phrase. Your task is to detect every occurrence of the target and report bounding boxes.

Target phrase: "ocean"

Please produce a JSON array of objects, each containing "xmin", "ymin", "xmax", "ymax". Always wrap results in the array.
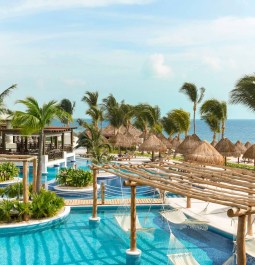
[{"xmin": 51, "ymin": 119, "xmax": 255, "ymax": 144}]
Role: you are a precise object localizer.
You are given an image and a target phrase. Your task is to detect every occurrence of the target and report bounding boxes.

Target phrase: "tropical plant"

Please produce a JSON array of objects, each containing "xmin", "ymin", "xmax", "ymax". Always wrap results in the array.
[
  {"xmin": 0, "ymin": 84, "xmax": 17, "ymax": 116},
  {"xmin": 133, "ymin": 104, "xmax": 162, "ymax": 138},
  {"xmin": 56, "ymin": 168, "xmax": 93, "ymax": 187},
  {"xmin": 11, "ymin": 97, "xmax": 72, "ymax": 192},
  {"xmin": 179, "ymin": 82, "xmax": 205, "ymax": 134},
  {"xmin": 200, "ymin": 99, "xmax": 227, "ymax": 139},
  {"xmin": 82, "ymin": 91, "xmax": 99, "ymax": 107},
  {"xmin": 162, "ymin": 109, "xmax": 190, "ymax": 139},
  {"xmin": 3, "ymin": 183, "xmax": 33, "ymax": 198},
  {"xmin": 76, "ymin": 123, "xmax": 112, "ymax": 164},
  {"xmin": 201, "ymin": 113, "xmax": 220, "ymax": 141},
  {"xmin": 229, "ymin": 74, "xmax": 255, "ymax": 112},
  {"xmin": 0, "ymin": 199, "xmax": 15, "ymax": 222},
  {"xmin": 0, "ymin": 162, "xmax": 19, "ymax": 182},
  {"xmin": 31, "ymin": 189, "xmax": 64, "ymax": 218},
  {"xmin": 59, "ymin": 98, "xmax": 75, "ymax": 126}
]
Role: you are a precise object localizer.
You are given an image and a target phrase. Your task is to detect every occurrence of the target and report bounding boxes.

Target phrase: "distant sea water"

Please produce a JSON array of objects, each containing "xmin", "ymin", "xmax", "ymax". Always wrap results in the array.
[{"xmin": 51, "ymin": 119, "xmax": 255, "ymax": 144}]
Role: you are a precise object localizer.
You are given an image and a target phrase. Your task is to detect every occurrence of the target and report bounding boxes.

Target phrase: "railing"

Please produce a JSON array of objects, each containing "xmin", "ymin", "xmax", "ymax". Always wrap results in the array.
[{"xmin": 62, "ymin": 145, "xmax": 73, "ymax": 153}]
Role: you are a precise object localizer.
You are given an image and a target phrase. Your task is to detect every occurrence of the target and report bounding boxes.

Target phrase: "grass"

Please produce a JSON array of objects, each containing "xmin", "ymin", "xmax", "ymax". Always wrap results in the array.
[{"xmin": 226, "ymin": 162, "xmax": 255, "ymax": 171}]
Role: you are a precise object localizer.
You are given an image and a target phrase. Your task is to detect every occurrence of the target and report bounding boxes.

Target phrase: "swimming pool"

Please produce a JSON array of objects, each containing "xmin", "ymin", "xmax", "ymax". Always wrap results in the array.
[{"xmin": 0, "ymin": 206, "xmax": 237, "ymax": 265}]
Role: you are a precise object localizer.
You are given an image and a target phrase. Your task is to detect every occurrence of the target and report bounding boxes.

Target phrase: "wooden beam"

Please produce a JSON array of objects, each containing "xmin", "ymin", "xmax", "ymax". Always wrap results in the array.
[
  {"xmin": 247, "ymin": 214, "xmax": 253, "ymax": 236},
  {"xmin": 22, "ymin": 161, "xmax": 29, "ymax": 221},
  {"xmin": 92, "ymin": 169, "xmax": 98, "ymax": 219},
  {"xmin": 236, "ymin": 215, "xmax": 246, "ymax": 265},
  {"xmin": 130, "ymin": 184, "xmax": 137, "ymax": 251},
  {"xmin": 32, "ymin": 158, "xmax": 37, "ymax": 193}
]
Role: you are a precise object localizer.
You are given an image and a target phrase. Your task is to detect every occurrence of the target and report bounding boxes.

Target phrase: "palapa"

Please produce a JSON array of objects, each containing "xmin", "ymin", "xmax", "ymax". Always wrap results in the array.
[
  {"xmin": 175, "ymin": 134, "xmax": 201, "ymax": 155},
  {"xmin": 139, "ymin": 134, "xmax": 167, "ymax": 152},
  {"xmin": 185, "ymin": 140, "xmax": 224, "ymax": 165},
  {"xmin": 170, "ymin": 136, "xmax": 181, "ymax": 150},
  {"xmin": 235, "ymin": 140, "xmax": 247, "ymax": 155},
  {"xmin": 245, "ymin": 141, "xmax": 252, "ymax": 149},
  {"xmin": 215, "ymin": 138, "xmax": 241, "ymax": 157},
  {"xmin": 243, "ymin": 144, "xmax": 255, "ymax": 160},
  {"xmin": 157, "ymin": 134, "xmax": 172, "ymax": 149},
  {"xmin": 101, "ymin": 124, "xmax": 142, "ymax": 138},
  {"xmin": 109, "ymin": 133, "xmax": 133, "ymax": 148}
]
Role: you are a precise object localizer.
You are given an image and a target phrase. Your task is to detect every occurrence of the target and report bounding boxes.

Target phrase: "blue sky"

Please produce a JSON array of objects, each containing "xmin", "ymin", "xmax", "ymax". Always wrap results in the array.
[{"xmin": 1, "ymin": 0, "xmax": 255, "ymax": 119}]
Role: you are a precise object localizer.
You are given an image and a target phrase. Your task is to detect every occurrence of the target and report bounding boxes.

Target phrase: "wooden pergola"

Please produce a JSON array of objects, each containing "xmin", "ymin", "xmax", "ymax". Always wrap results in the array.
[
  {"xmin": 91, "ymin": 161, "xmax": 255, "ymax": 265},
  {"xmin": 0, "ymin": 155, "xmax": 37, "ymax": 211}
]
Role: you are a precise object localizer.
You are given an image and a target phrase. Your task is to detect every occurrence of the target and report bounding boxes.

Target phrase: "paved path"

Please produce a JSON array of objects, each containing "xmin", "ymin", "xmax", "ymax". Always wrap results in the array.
[{"xmin": 65, "ymin": 198, "xmax": 163, "ymax": 206}]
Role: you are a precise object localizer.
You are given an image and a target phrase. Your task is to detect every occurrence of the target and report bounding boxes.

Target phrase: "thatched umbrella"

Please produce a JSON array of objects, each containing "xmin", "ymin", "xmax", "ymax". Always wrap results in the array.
[
  {"xmin": 245, "ymin": 141, "xmax": 252, "ymax": 149},
  {"xmin": 102, "ymin": 124, "xmax": 142, "ymax": 139},
  {"xmin": 243, "ymin": 144, "xmax": 255, "ymax": 167},
  {"xmin": 185, "ymin": 141, "xmax": 224, "ymax": 165},
  {"xmin": 157, "ymin": 134, "xmax": 172, "ymax": 149},
  {"xmin": 110, "ymin": 133, "xmax": 133, "ymax": 150},
  {"xmin": 170, "ymin": 136, "xmax": 181, "ymax": 150},
  {"xmin": 175, "ymin": 134, "xmax": 201, "ymax": 156},
  {"xmin": 215, "ymin": 138, "xmax": 241, "ymax": 165},
  {"xmin": 235, "ymin": 140, "xmax": 247, "ymax": 163},
  {"xmin": 139, "ymin": 134, "xmax": 167, "ymax": 161},
  {"xmin": 211, "ymin": 139, "xmax": 217, "ymax": 147}
]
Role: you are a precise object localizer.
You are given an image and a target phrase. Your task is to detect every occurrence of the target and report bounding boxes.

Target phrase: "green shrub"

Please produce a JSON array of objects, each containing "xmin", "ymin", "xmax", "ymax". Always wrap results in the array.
[
  {"xmin": 31, "ymin": 189, "xmax": 64, "ymax": 219},
  {"xmin": 56, "ymin": 168, "xmax": 93, "ymax": 187},
  {"xmin": 0, "ymin": 162, "xmax": 19, "ymax": 182},
  {"xmin": 0, "ymin": 187, "xmax": 5, "ymax": 197},
  {"xmin": 227, "ymin": 162, "xmax": 255, "ymax": 171},
  {"xmin": 3, "ymin": 183, "xmax": 33, "ymax": 198}
]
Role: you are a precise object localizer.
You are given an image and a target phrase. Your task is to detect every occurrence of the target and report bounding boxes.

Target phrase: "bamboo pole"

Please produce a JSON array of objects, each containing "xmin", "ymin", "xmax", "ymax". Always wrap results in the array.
[
  {"xmin": 186, "ymin": 196, "xmax": 191, "ymax": 208},
  {"xmin": 92, "ymin": 169, "xmax": 98, "ymax": 218},
  {"xmin": 32, "ymin": 158, "xmax": 37, "ymax": 193},
  {"xmin": 23, "ymin": 161, "xmax": 29, "ymax": 221},
  {"xmin": 236, "ymin": 215, "xmax": 246, "ymax": 265},
  {"xmin": 101, "ymin": 182, "xmax": 105, "ymax": 205},
  {"xmin": 130, "ymin": 184, "xmax": 137, "ymax": 251}
]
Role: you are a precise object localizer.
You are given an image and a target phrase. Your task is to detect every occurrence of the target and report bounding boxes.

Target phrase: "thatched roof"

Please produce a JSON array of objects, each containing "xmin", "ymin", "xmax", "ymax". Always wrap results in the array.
[
  {"xmin": 215, "ymin": 138, "xmax": 241, "ymax": 157},
  {"xmin": 170, "ymin": 136, "xmax": 181, "ymax": 149},
  {"xmin": 109, "ymin": 133, "xmax": 133, "ymax": 148},
  {"xmin": 84, "ymin": 129, "xmax": 109, "ymax": 143},
  {"xmin": 235, "ymin": 140, "xmax": 247, "ymax": 154},
  {"xmin": 211, "ymin": 139, "xmax": 217, "ymax": 147},
  {"xmin": 157, "ymin": 134, "xmax": 172, "ymax": 149},
  {"xmin": 245, "ymin": 141, "xmax": 252, "ymax": 149},
  {"xmin": 139, "ymin": 134, "xmax": 167, "ymax": 152},
  {"xmin": 243, "ymin": 144, "xmax": 255, "ymax": 159},
  {"xmin": 185, "ymin": 140, "xmax": 224, "ymax": 165},
  {"xmin": 101, "ymin": 124, "xmax": 142, "ymax": 138},
  {"xmin": 175, "ymin": 134, "xmax": 201, "ymax": 155}
]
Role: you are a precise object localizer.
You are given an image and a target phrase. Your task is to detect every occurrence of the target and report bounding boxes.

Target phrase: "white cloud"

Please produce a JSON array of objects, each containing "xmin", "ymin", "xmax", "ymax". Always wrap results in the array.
[
  {"xmin": 0, "ymin": 0, "xmax": 153, "ymax": 19},
  {"xmin": 202, "ymin": 56, "xmax": 222, "ymax": 71},
  {"xmin": 144, "ymin": 53, "xmax": 173, "ymax": 79}
]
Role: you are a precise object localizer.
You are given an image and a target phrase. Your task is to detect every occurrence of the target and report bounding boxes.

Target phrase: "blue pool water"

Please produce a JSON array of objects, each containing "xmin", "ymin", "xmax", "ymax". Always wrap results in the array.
[{"xmin": 0, "ymin": 206, "xmax": 236, "ymax": 265}]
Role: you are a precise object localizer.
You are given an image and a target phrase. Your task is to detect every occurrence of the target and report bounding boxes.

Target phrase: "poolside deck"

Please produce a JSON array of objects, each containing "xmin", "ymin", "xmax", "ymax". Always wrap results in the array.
[{"xmin": 65, "ymin": 198, "xmax": 163, "ymax": 206}]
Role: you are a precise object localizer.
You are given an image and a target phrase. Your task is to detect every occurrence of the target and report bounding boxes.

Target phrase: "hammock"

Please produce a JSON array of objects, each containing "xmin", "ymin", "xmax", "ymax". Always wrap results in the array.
[
  {"xmin": 167, "ymin": 252, "xmax": 200, "ymax": 265},
  {"xmin": 114, "ymin": 214, "xmax": 154, "ymax": 232},
  {"xmin": 160, "ymin": 209, "xmax": 208, "ymax": 230}
]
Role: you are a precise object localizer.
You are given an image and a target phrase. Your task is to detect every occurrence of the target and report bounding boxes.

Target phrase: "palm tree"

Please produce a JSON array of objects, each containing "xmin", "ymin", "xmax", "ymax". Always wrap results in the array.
[
  {"xmin": 179, "ymin": 82, "xmax": 205, "ymax": 135},
  {"xmin": 230, "ymin": 74, "xmax": 255, "ymax": 112},
  {"xmin": 0, "ymin": 84, "xmax": 17, "ymax": 116},
  {"xmin": 133, "ymin": 104, "xmax": 162, "ymax": 138},
  {"xmin": 76, "ymin": 123, "xmax": 112, "ymax": 164},
  {"xmin": 167, "ymin": 109, "xmax": 190, "ymax": 138},
  {"xmin": 12, "ymin": 97, "xmax": 72, "ymax": 192},
  {"xmin": 201, "ymin": 113, "xmax": 220, "ymax": 142},
  {"xmin": 200, "ymin": 99, "xmax": 227, "ymax": 139},
  {"xmin": 82, "ymin": 91, "xmax": 99, "ymax": 107},
  {"xmin": 59, "ymin": 98, "xmax": 75, "ymax": 126}
]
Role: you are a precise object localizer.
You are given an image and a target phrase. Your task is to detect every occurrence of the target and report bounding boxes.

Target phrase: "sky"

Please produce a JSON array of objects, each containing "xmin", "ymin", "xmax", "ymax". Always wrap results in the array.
[{"xmin": 1, "ymin": 0, "xmax": 255, "ymax": 119}]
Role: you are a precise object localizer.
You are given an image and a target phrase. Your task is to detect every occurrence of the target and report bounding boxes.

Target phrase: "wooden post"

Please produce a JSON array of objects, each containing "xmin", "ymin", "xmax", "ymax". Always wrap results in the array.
[
  {"xmin": 130, "ymin": 184, "xmax": 137, "ymax": 251},
  {"xmin": 247, "ymin": 213, "xmax": 253, "ymax": 236},
  {"xmin": 186, "ymin": 196, "xmax": 191, "ymax": 208},
  {"xmin": 101, "ymin": 182, "xmax": 105, "ymax": 205},
  {"xmin": 92, "ymin": 169, "xmax": 98, "ymax": 219},
  {"xmin": 23, "ymin": 161, "xmax": 29, "ymax": 221},
  {"xmin": 236, "ymin": 215, "xmax": 246, "ymax": 265},
  {"xmin": 61, "ymin": 133, "xmax": 64, "ymax": 150},
  {"xmin": 2, "ymin": 132, "xmax": 6, "ymax": 150},
  {"xmin": 32, "ymin": 158, "xmax": 37, "ymax": 193}
]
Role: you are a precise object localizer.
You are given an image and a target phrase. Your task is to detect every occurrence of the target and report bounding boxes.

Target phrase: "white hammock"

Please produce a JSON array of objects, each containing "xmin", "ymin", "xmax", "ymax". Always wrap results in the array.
[
  {"xmin": 167, "ymin": 252, "xmax": 200, "ymax": 265},
  {"xmin": 160, "ymin": 209, "xmax": 208, "ymax": 230},
  {"xmin": 114, "ymin": 214, "xmax": 153, "ymax": 232}
]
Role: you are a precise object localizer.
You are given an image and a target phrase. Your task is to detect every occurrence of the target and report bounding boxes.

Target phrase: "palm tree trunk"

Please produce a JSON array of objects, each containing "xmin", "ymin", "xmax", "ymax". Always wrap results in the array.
[
  {"xmin": 193, "ymin": 104, "xmax": 196, "ymax": 135},
  {"xmin": 213, "ymin": 132, "xmax": 216, "ymax": 141},
  {"xmin": 221, "ymin": 120, "xmax": 225, "ymax": 139},
  {"xmin": 36, "ymin": 130, "xmax": 44, "ymax": 192}
]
